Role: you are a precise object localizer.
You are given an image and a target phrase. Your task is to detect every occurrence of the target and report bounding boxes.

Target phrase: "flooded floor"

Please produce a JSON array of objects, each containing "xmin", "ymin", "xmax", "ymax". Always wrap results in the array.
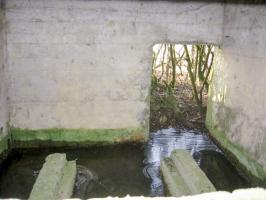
[
  {"xmin": 144, "ymin": 128, "xmax": 249, "ymax": 196},
  {"xmin": 0, "ymin": 144, "xmax": 150, "ymax": 199},
  {"xmin": 0, "ymin": 128, "xmax": 249, "ymax": 199}
]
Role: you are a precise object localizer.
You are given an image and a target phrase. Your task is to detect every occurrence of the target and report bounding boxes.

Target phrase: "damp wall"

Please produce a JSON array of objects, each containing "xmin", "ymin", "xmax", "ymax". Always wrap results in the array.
[
  {"xmin": 4, "ymin": 0, "xmax": 223, "ymax": 145},
  {"xmin": 0, "ymin": 0, "xmax": 266, "ymax": 184},
  {"xmin": 0, "ymin": 1, "xmax": 8, "ymax": 154},
  {"xmin": 207, "ymin": 3, "xmax": 266, "ymax": 184}
]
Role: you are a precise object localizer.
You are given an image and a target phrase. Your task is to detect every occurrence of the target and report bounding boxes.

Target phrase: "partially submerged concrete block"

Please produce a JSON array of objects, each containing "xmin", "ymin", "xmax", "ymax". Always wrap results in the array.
[
  {"xmin": 29, "ymin": 153, "xmax": 76, "ymax": 200},
  {"xmin": 171, "ymin": 149, "xmax": 216, "ymax": 194},
  {"xmin": 161, "ymin": 149, "xmax": 216, "ymax": 197},
  {"xmin": 161, "ymin": 157, "xmax": 190, "ymax": 197},
  {"xmin": 57, "ymin": 161, "xmax": 77, "ymax": 199}
]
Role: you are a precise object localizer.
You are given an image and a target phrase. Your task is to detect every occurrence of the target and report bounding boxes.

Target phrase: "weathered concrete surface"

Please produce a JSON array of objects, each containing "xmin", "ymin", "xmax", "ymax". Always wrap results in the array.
[
  {"xmin": 6, "ymin": 188, "xmax": 266, "ymax": 200},
  {"xmin": 206, "ymin": 4, "xmax": 266, "ymax": 184},
  {"xmin": 2, "ymin": 188, "xmax": 266, "ymax": 199},
  {"xmin": 161, "ymin": 150, "xmax": 215, "ymax": 197},
  {"xmin": 10, "ymin": 127, "xmax": 147, "ymax": 148},
  {"xmin": 29, "ymin": 153, "xmax": 76, "ymax": 200},
  {"xmin": 57, "ymin": 161, "xmax": 77, "ymax": 199},
  {"xmin": 0, "ymin": 0, "xmax": 8, "ymax": 154},
  {"xmin": 2, "ymin": 188, "xmax": 266, "ymax": 200},
  {"xmin": 161, "ymin": 157, "xmax": 191, "ymax": 197},
  {"xmin": 76, "ymin": 188, "xmax": 266, "ymax": 199},
  {"xmin": 78, "ymin": 188, "xmax": 265, "ymax": 199},
  {"xmin": 4, "ymin": 0, "xmax": 224, "ymax": 143},
  {"xmin": 171, "ymin": 150, "xmax": 216, "ymax": 194},
  {"xmin": 0, "ymin": 0, "xmax": 265, "ymax": 186}
]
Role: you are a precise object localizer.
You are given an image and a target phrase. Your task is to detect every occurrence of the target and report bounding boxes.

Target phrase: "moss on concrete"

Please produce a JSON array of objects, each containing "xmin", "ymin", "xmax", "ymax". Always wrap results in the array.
[
  {"xmin": 0, "ymin": 134, "xmax": 9, "ymax": 155},
  {"xmin": 206, "ymin": 100, "xmax": 266, "ymax": 186},
  {"xmin": 10, "ymin": 127, "xmax": 148, "ymax": 148}
]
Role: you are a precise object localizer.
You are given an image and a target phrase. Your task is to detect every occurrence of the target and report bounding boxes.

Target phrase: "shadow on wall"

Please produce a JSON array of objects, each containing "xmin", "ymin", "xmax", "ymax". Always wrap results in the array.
[{"xmin": 206, "ymin": 48, "xmax": 266, "ymax": 186}]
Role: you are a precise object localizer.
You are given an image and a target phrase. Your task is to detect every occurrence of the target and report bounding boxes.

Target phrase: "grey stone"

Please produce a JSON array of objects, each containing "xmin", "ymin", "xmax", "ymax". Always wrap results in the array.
[
  {"xmin": 29, "ymin": 153, "xmax": 76, "ymax": 200},
  {"xmin": 171, "ymin": 150, "xmax": 216, "ymax": 194},
  {"xmin": 160, "ymin": 157, "xmax": 190, "ymax": 197}
]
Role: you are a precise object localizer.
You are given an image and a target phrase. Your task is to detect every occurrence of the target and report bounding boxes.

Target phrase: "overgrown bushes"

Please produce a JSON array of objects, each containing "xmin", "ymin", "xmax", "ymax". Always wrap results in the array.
[{"xmin": 150, "ymin": 44, "xmax": 215, "ymax": 130}]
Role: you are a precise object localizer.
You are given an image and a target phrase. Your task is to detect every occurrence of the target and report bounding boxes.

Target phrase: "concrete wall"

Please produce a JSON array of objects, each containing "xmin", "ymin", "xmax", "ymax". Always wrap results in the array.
[
  {"xmin": 206, "ymin": 3, "xmax": 266, "ymax": 184},
  {"xmin": 5, "ymin": 0, "xmax": 223, "ymax": 143},
  {"xmin": 1, "ymin": 0, "xmax": 266, "ymax": 184},
  {"xmin": 0, "ymin": 1, "xmax": 8, "ymax": 154}
]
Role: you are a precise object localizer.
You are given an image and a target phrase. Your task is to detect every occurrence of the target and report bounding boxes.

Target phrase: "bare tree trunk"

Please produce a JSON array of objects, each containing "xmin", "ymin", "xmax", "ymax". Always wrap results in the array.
[
  {"xmin": 170, "ymin": 44, "xmax": 176, "ymax": 88},
  {"xmin": 184, "ymin": 45, "xmax": 203, "ymax": 114},
  {"xmin": 199, "ymin": 51, "xmax": 214, "ymax": 103},
  {"xmin": 159, "ymin": 44, "xmax": 167, "ymax": 81}
]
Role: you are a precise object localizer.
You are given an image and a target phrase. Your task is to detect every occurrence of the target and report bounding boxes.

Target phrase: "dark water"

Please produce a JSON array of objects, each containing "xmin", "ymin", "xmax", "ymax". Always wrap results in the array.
[
  {"xmin": 0, "ymin": 128, "xmax": 249, "ymax": 199},
  {"xmin": 144, "ymin": 128, "xmax": 249, "ymax": 196},
  {"xmin": 0, "ymin": 145, "xmax": 149, "ymax": 199}
]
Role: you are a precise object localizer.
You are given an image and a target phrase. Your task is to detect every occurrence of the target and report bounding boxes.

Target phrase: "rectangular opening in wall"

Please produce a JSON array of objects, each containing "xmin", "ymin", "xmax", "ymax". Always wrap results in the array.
[
  {"xmin": 148, "ymin": 43, "xmax": 252, "ymax": 192},
  {"xmin": 150, "ymin": 43, "xmax": 215, "ymax": 131}
]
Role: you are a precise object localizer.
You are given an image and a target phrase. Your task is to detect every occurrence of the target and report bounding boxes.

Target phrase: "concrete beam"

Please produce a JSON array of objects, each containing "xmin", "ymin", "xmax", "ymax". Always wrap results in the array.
[
  {"xmin": 161, "ymin": 157, "xmax": 191, "ymax": 197},
  {"xmin": 29, "ymin": 153, "xmax": 76, "ymax": 200},
  {"xmin": 57, "ymin": 160, "xmax": 77, "ymax": 199},
  {"xmin": 171, "ymin": 150, "xmax": 216, "ymax": 194},
  {"xmin": 161, "ymin": 150, "xmax": 215, "ymax": 197}
]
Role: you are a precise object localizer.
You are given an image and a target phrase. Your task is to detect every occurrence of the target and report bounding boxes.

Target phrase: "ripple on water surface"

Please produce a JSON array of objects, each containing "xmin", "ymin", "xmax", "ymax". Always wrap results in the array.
[
  {"xmin": 0, "ymin": 128, "xmax": 250, "ymax": 199},
  {"xmin": 144, "ymin": 128, "xmax": 249, "ymax": 196}
]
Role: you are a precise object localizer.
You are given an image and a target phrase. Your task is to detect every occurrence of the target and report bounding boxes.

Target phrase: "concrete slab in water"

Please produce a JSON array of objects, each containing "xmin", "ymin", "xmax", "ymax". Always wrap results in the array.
[
  {"xmin": 57, "ymin": 160, "xmax": 77, "ymax": 199},
  {"xmin": 29, "ymin": 153, "xmax": 76, "ymax": 200},
  {"xmin": 171, "ymin": 149, "xmax": 216, "ymax": 194},
  {"xmin": 160, "ymin": 157, "xmax": 190, "ymax": 197},
  {"xmin": 161, "ymin": 149, "xmax": 216, "ymax": 197}
]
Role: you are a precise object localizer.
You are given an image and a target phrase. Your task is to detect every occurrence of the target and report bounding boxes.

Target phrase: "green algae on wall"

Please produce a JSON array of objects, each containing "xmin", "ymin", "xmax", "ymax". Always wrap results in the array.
[
  {"xmin": 206, "ymin": 48, "xmax": 266, "ymax": 185},
  {"xmin": 206, "ymin": 107, "xmax": 266, "ymax": 186},
  {"xmin": 10, "ymin": 127, "xmax": 149, "ymax": 148},
  {"xmin": 0, "ymin": 135, "xmax": 9, "ymax": 155}
]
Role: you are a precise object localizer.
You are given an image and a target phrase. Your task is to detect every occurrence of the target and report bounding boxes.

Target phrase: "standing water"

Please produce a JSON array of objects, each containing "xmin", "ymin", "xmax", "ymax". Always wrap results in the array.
[
  {"xmin": 144, "ymin": 128, "xmax": 249, "ymax": 196},
  {"xmin": 0, "ymin": 128, "xmax": 249, "ymax": 199}
]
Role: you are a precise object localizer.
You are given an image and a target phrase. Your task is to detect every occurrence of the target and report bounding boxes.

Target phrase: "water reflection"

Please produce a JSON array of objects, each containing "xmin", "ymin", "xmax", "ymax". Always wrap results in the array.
[
  {"xmin": 0, "ymin": 128, "xmax": 249, "ymax": 199},
  {"xmin": 73, "ymin": 165, "xmax": 98, "ymax": 198},
  {"xmin": 143, "ymin": 128, "xmax": 221, "ymax": 196}
]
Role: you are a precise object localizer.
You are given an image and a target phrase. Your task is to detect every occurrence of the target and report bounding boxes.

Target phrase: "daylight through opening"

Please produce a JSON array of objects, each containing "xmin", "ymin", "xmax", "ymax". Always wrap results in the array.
[{"xmin": 150, "ymin": 43, "xmax": 215, "ymax": 132}]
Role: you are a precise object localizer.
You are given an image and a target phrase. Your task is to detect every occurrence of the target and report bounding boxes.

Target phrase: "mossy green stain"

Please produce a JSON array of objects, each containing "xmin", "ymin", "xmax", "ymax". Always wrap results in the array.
[
  {"xmin": 0, "ymin": 134, "xmax": 9, "ymax": 154},
  {"xmin": 206, "ymin": 100, "xmax": 266, "ymax": 186},
  {"xmin": 10, "ymin": 127, "xmax": 148, "ymax": 148}
]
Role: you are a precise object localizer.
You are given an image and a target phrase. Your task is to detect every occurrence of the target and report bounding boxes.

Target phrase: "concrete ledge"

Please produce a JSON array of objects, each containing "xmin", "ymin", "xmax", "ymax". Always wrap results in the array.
[
  {"xmin": 2, "ymin": 188, "xmax": 266, "ymax": 200},
  {"xmin": 29, "ymin": 153, "xmax": 76, "ymax": 200},
  {"xmin": 0, "ymin": 135, "xmax": 9, "ymax": 155},
  {"xmin": 161, "ymin": 150, "xmax": 216, "ymax": 197},
  {"xmin": 206, "ymin": 113, "xmax": 266, "ymax": 186}
]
